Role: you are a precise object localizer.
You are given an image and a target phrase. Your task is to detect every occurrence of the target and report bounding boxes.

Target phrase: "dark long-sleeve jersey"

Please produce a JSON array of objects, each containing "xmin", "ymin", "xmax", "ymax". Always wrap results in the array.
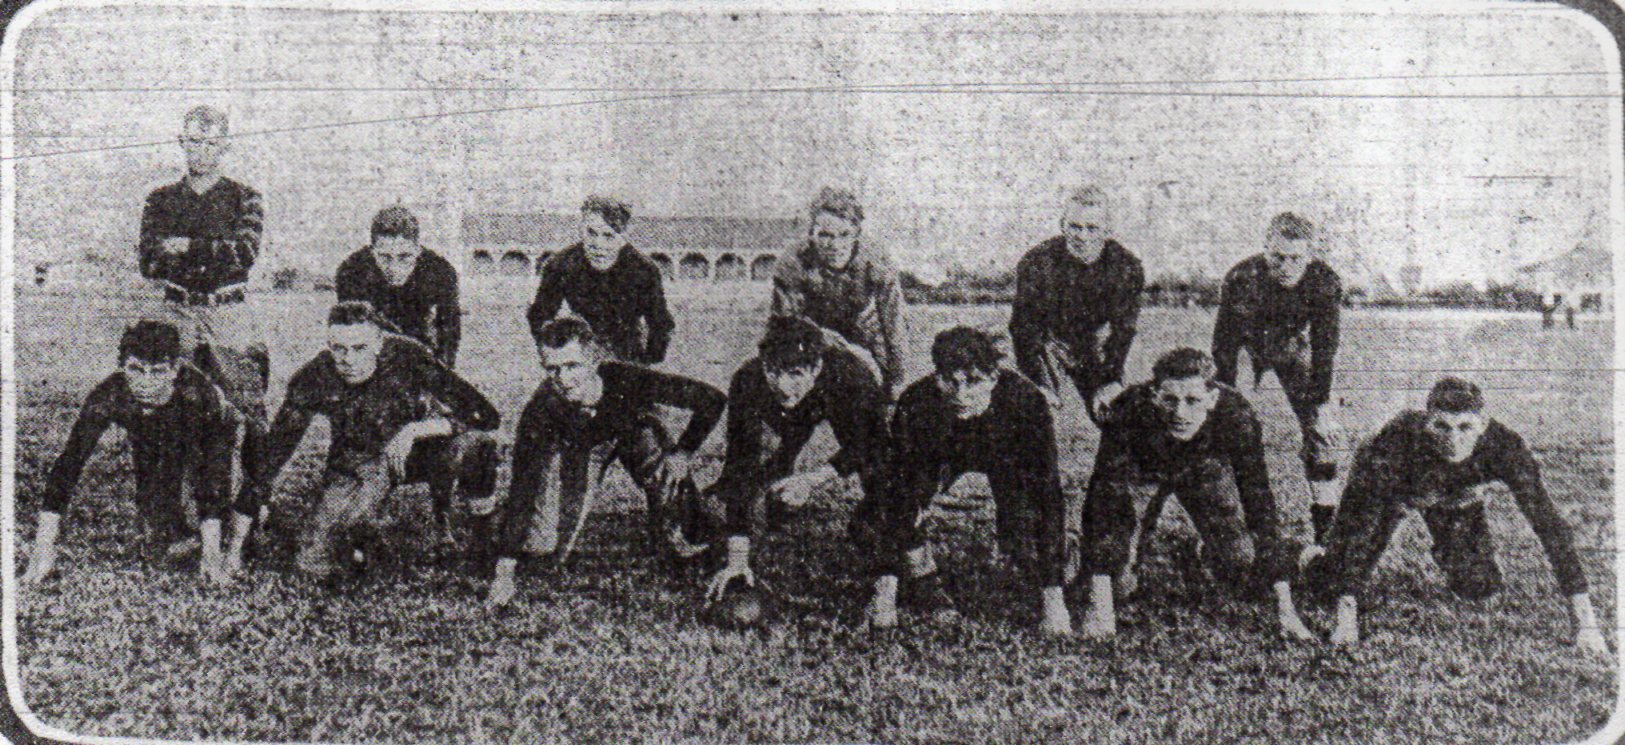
[
  {"xmin": 771, "ymin": 240, "xmax": 908, "ymax": 393},
  {"xmin": 335, "ymin": 247, "xmax": 463, "ymax": 367},
  {"xmin": 252, "ymin": 335, "xmax": 499, "ymax": 496},
  {"xmin": 1009, "ymin": 237, "xmax": 1144, "ymax": 392},
  {"xmin": 887, "ymin": 370, "xmax": 1068, "ymax": 585},
  {"xmin": 1333, "ymin": 411, "xmax": 1587, "ymax": 596},
  {"xmin": 1092, "ymin": 381, "xmax": 1284, "ymax": 557},
  {"xmin": 718, "ymin": 345, "xmax": 891, "ymax": 535},
  {"xmin": 138, "ymin": 177, "xmax": 264, "ymax": 294},
  {"xmin": 41, "ymin": 365, "xmax": 238, "ymax": 518},
  {"xmin": 503, "ymin": 362, "xmax": 726, "ymax": 554},
  {"xmin": 527, "ymin": 244, "xmax": 675, "ymax": 365},
  {"xmin": 1212, "ymin": 255, "xmax": 1341, "ymax": 405}
]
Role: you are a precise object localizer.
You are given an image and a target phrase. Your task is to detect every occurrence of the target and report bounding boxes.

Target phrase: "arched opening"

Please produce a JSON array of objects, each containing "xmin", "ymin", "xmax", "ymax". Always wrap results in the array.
[
  {"xmin": 649, "ymin": 253, "xmax": 674, "ymax": 280},
  {"xmin": 535, "ymin": 252, "xmax": 554, "ymax": 275},
  {"xmin": 500, "ymin": 251, "xmax": 532, "ymax": 276},
  {"xmin": 715, "ymin": 254, "xmax": 746, "ymax": 281},
  {"xmin": 679, "ymin": 253, "xmax": 710, "ymax": 281},
  {"xmin": 750, "ymin": 255, "xmax": 777, "ymax": 281},
  {"xmin": 470, "ymin": 250, "xmax": 495, "ymax": 275}
]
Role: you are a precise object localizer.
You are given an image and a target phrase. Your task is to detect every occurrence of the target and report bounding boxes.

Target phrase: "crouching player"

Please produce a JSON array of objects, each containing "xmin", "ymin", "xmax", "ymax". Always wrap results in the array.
[
  {"xmin": 866, "ymin": 326, "xmax": 1072, "ymax": 636},
  {"xmin": 1079, "ymin": 348, "xmax": 1312, "ymax": 641},
  {"xmin": 23, "ymin": 321, "xmax": 252, "ymax": 587},
  {"xmin": 486, "ymin": 318, "xmax": 726, "ymax": 607},
  {"xmin": 1300, "ymin": 377, "xmax": 1607, "ymax": 656},
  {"xmin": 699, "ymin": 316, "xmax": 892, "ymax": 606},
  {"xmin": 238, "ymin": 302, "xmax": 500, "ymax": 579}
]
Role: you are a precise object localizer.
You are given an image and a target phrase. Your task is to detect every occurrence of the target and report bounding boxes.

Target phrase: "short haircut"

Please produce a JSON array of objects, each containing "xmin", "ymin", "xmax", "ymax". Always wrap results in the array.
[
  {"xmin": 1152, "ymin": 347, "xmax": 1218, "ymax": 385},
  {"xmin": 1067, "ymin": 185, "xmax": 1107, "ymax": 209},
  {"xmin": 534, "ymin": 316, "xmax": 598, "ymax": 351},
  {"xmin": 1269, "ymin": 211, "xmax": 1315, "ymax": 241},
  {"xmin": 119, "ymin": 320, "xmax": 182, "ymax": 365},
  {"xmin": 1427, "ymin": 377, "xmax": 1485, "ymax": 414},
  {"xmin": 759, "ymin": 316, "xmax": 825, "ymax": 371},
  {"xmin": 183, "ymin": 105, "xmax": 229, "ymax": 135},
  {"xmin": 931, "ymin": 326, "xmax": 1003, "ymax": 376},
  {"xmin": 809, "ymin": 186, "xmax": 863, "ymax": 227},
  {"xmin": 371, "ymin": 205, "xmax": 420, "ymax": 243},
  {"xmin": 581, "ymin": 195, "xmax": 632, "ymax": 233},
  {"xmin": 328, "ymin": 300, "xmax": 385, "ymax": 328}
]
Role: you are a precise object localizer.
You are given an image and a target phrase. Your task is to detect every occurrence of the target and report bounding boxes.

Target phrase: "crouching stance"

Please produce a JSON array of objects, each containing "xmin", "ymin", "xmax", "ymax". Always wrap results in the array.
[
  {"xmin": 700, "ymin": 316, "xmax": 892, "ymax": 605},
  {"xmin": 1300, "ymin": 377, "xmax": 1606, "ymax": 657},
  {"xmin": 487, "ymin": 318, "xmax": 726, "ymax": 607},
  {"xmin": 24, "ymin": 321, "xmax": 252, "ymax": 587},
  {"xmin": 867, "ymin": 327, "xmax": 1072, "ymax": 636},
  {"xmin": 1080, "ymin": 348, "xmax": 1311, "ymax": 641},
  {"xmin": 241, "ymin": 302, "xmax": 500, "ymax": 578}
]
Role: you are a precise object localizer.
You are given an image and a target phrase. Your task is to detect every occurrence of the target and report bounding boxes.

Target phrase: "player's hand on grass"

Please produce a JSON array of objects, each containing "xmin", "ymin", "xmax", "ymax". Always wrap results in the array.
[
  {"xmin": 865, "ymin": 575, "xmax": 900, "ymax": 630},
  {"xmin": 1082, "ymin": 605, "xmax": 1115, "ymax": 640},
  {"xmin": 1575, "ymin": 626, "xmax": 1610, "ymax": 659},
  {"xmin": 1313, "ymin": 403, "xmax": 1347, "ymax": 448},
  {"xmin": 22, "ymin": 512, "xmax": 61, "ymax": 587},
  {"xmin": 201, "ymin": 557, "xmax": 232, "ymax": 588},
  {"xmin": 1273, "ymin": 581, "xmax": 1315, "ymax": 641},
  {"xmin": 1039, "ymin": 586, "xmax": 1072, "ymax": 637},
  {"xmin": 769, "ymin": 465, "xmax": 835, "ymax": 509},
  {"xmin": 1570, "ymin": 593, "xmax": 1609, "ymax": 659},
  {"xmin": 1330, "ymin": 595, "xmax": 1359, "ymax": 646},
  {"xmin": 706, "ymin": 537, "xmax": 756, "ymax": 604},
  {"xmin": 486, "ymin": 558, "xmax": 519, "ymax": 608}
]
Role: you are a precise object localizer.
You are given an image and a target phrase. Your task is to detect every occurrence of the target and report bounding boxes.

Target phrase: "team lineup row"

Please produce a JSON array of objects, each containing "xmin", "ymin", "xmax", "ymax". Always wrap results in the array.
[{"xmin": 17, "ymin": 105, "xmax": 1608, "ymax": 657}]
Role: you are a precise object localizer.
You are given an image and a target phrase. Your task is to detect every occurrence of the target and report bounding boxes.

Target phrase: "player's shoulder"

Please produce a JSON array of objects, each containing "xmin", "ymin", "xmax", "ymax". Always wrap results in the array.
[
  {"xmin": 85, "ymin": 372, "xmax": 130, "ymax": 409},
  {"xmin": 1305, "ymin": 260, "xmax": 1343, "ymax": 290},
  {"xmin": 618, "ymin": 245, "xmax": 662, "ymax": 275},
  {"xmin": 1016, "ymin": 236, "xmax": 1065, "ymax": 269},
  {"xmin": 995, "ymin": 368, "xmax": 1044, "ymax": 405},
  {"xmin": 1481, "ymin": 417, "xmax": 1527, "ymax": 450},
  {"xmin": 1103, "ymin": 239, "xmax": 1143, "ymax": 268},
  {"xmin": 335, "ymin": 247, "xmax": 371, "ymax": 274},
  {"xmin": 773, "ymin": 242, "xmax": 815, "ymax": 282},
  {"xmin": 144, "ymin": 178, "xmax": 188, "ymax": 202},
  {"xmin": 897, "ymin": 374, "xmax": 943, "ymax": 410},
  {"xmin": 852, "ymin": 241, "xmax": 898, "ymax": 277},
  {"xmin": 540, "ymin": 244, "xmax": 584, "ymax": 274},
  {"xmin": 382, "ymin": 332, "xmax": 436, "ymax": 364},
  {"xmin": 416, "ymin": 248, "xmax": 460, "ymax": 282},
  {"xmin": 217, "ymin": 176, "xmax": 261, "ymax": 199},
  {"xmin": 1225, "ymin": 253, "xmax": 1269, "ymax": 280}
]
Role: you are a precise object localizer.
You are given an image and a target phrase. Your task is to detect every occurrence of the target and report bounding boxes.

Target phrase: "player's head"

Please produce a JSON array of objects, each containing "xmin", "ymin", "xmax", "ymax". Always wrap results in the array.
[
  {"xmin": 327, "ymin": 301, "xmax": 386, "ymax": 385},
  {"xmin": 807, "ymin": 186, "xmax": 863, "ymax": 271},
  {"xmin": 178, "ymin": 105, "xmax": 230, "ymax": 177},
  {"xmin": 580, "ymin": 195, "xmax": 632, "ymax": 271},
  {"xmin": 534, "ymin": 317, "xmax": 606, "ymax": 405},
  {"xmin": 1151, "ymin": 347, "xmax": 1221, "ymax": 441},
  {"xmin": 1425, "ymin": 377, "xmax": 1488, "ymax": 463},
  {"xmin": 118, "ymin": 320, "xmax": 184, "ymax": 407},
  {"xmin": 370, "ymin": 205, "xmax": 423, "ymax": 286},
  {"xmin": 1061, "ymin": 185, "xmax": 1111, "ymax": 263},
  {"xmin": 931, "ymin": 326, "xmax": 1002, "ymax": 420},
  {"xmin": 1264, "ymin": 212, "xmax": 1316, "ymax": 287},
  {"xmin": 758, "ymin": 316, "xmax": 825, "ymax": 408}
]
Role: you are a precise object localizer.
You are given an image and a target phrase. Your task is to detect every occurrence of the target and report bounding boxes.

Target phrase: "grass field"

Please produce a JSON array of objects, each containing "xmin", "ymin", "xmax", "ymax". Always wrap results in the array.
[{"xmin": 7, "ymin": 288, "xmax": 1619, "ymax": 744}]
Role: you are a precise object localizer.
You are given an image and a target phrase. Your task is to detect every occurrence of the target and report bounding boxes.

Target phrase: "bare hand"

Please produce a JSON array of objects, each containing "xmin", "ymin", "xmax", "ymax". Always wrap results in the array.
[
  {"xmin": 659, "ymin": 450, "xmax": 696, "ymax": 493},
  {"xmin": 1039, "ymin": 592, "xmax": 1073, "ymax": 637},
  {"xmin": 20, "ymin": 551, "xmax": 55, "ymax": 587},
  {"xmin": 1090, "ymin": 382, "xmax": 1125, "ymax": 418},
  {"xmin": 487, "ymin": 561, "xmax": 519, "ymax": 608},
  {"xmin": 384, "ymin": 427, "xmax": 418, "ymax": 480},
  {"xmin": 1082, "ymin": 605, "xmax": 1116, "ymax": 640},
  {"xmin": 201, "ymin": 558, "xmax": 232, "ymax": 588},
  {"xmin": 705, "ymin": 563, "xmax": 755, "ymax": 604},
  {"xmin": 1576, "ymin": 627, "xmax": 1610, "ymax": 659},
  {"xmin": 768, "ymin": 473, "xmax": 818, "ymax": 509},
  {"xmin": 1279, "ymin": 609, "xmax": 1315, "ymax": 642}
]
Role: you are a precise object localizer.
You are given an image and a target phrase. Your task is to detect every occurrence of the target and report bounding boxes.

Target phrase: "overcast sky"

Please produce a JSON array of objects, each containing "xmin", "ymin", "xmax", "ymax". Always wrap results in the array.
[{"xmin": 7, "ymin": 3, "xmax": 1618, "ymax": 287}]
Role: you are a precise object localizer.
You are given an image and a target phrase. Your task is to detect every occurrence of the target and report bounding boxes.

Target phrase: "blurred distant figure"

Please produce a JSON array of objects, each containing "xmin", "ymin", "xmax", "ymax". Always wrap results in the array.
[
  {"xmin": 336, "ymin": 205, "xmax": 462, "ymax": 367},
  {"xmin": 1212, "ymin": 212, "xmax": 1345, "ymax": 544},
  {"xmin": 1009, "ymin": 185, "xmax": 1144, "ymax": 423},
  {"xmin": 528, "ymin": 196, "xmax": 675, "ymax": 365},
  {"xmin": 1540, "ymin": 291, "xmax": 1558, "ymax": 329},
  {"xmin": 771, "ymin": 187, "xmax": 908, "ymax": 397}
]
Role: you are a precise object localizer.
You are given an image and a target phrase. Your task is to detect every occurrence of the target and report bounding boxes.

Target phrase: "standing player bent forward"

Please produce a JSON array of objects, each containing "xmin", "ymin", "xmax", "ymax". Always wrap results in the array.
[{"xmin": 1300, "ymin": 377, "xmax": 1605, "ymax": 656}]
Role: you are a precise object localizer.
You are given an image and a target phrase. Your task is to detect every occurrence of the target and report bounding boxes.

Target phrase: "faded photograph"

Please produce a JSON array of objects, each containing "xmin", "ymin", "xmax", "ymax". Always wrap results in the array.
[{"xmin": 3, "ymin": 3, "xmax": 1618, "ymax": 743}]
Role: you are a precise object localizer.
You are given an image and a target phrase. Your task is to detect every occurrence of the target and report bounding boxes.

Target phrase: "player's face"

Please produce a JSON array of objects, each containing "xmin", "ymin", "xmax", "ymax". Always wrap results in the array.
[
  {"xmin": 540, "ymin": 340, "xmax": 602, "ymax": 405},
  {"xmin": 580, "ymin": 212, "xmax": 626, "ymax": 271},
  {"xmin": 809, "ymin": 211, "xmax": 860, "ymax": 271},
  {"xmin": 122, "ymin": 356, "xmax": 182, "ymax": 408},
  {"xmin": 764, "ymin": 360, "xmax": 821, "ymax": 409},
  {"xmin": 328, "ymin": 322, "xmax": 383, "ymax": 385},
  {"xmin": 371, "ymin": 236, "xmax": 422, "ymax": 286},
  {"xmin": 1154, "ymin": 376, "xmax": 1219, "ymax": 441},
  {"xmin": 936, "ymin": 367, "xmax": 996, "ymax": 420},
  {"xmin": 178, "ymin": 119, "xmax": 228, "ymax": 177},
  {"xmin": 1061, "ymin": 200, "xmax": 1109, "ymax": 263},
  {"xmin": 1426, "ymin": 409, "xmax": 1487, "ymax": 463},
  {"xmin": 1264, "ymin": 234, "xmax": 1312, "ymax": 287}
]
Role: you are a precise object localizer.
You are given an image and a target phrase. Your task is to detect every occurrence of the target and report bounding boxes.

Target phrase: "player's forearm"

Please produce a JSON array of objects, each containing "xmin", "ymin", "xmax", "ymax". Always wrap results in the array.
[{"xmin": 32, "ymin": 512, "xmax": 62, "ymax": 551}]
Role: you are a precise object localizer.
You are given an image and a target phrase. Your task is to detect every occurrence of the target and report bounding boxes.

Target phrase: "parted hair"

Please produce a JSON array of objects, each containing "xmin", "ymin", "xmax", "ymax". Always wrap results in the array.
[
  {"xmin": 931, "ymin": 326, "xmax": 1003, "ymax": 375},
  {"xmin": 1427, "ymin": 377, "xmax": 1486, "ymax": 413},
  {"xmin": 533, "ymin": 316, "xmax": 600, "ymax": 352},
  {"xmin": 581, "ymin": 195, "xmax": 633, "ymax": 233},
  {"xmin": 371, "ymin": 205, "xmax": 420, "ymax": 243},
  {"xmin": 119, "ymin": 320, "xmax": 182, "ymax": 364},
  {"xmin": 1151, "ymin": 347, "xmax": 1218, "ymax": 385}
]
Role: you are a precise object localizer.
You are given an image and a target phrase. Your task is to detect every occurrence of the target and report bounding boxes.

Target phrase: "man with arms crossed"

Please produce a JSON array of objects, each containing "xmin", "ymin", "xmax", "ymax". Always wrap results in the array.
[
  {"xmin": 1299, "ymin": 377, "xmax": 1606, "ymax": 657},
  {"xmin": 528, "ymin": 196, "xmax": 675, "ymax": 365},
  {"xmin": 866, "ymin": 326, "xmax": 1072, "ymax": 636},
  {"xmin": 1213, "ymin": 212, "xmax": 1344, "ymax": 543},
  {"xmin": 487, "ymin": 318, "xmax": 726, "ymax": 607},
  {"xmin": 23, "ymin": 321, "xmax": 251, "ymax": 588},
  {"xmin": 1078, "ymin": 348, "xmax": 1313, "ymax": 641},
  {"xmin": 238, "ymin": 302, "xmax": 500, "ymax": 580},
  {"xmin": 771, "ymin": 187, "xmax": 908, "ymax": 397}
]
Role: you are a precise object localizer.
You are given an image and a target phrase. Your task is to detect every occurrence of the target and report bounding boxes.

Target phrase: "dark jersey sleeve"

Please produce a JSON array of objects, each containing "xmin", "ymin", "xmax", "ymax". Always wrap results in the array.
[
  {"xmin": 613, "ymin": 363, "xmax": 725, "ymax": 453},
  {"xmin": 40, "ymin": 378, "xmax": 121, "ymax": 513},
  {"xmin": 500, "ymin": 392, "xmax": 558, "ymax": 558},
  {"xmin": 1306, "ymin": 267, "xmax": 1342, "ymax": 405},
  {"xmin": 1100, "ymin": 252, "xmax": 1144, "ymax": 384},
  {"xmin": 189, "ymin": 380, "xmax": 242, "ymax": 521},
  {"xmin": 411, "ymin": 344, "xmax": 499, "ymax": 431},
  {"xmin": 250, "ymin": 362, "xmax": 323, "ymax": 502},
  {"xmin": 1222, "ymin": 397, "xmax": 1287, "ymax": 577},
  {"xmin": 432, "ymin": 260, "xmax": 463, "ymax": 368},
  {"xmin": 1007, "ymin": 381, "xmax": 1069, "ymax": 587},
  {"xmin": 201, "ymin": 183, "xmax": 264, "ymax": 280},
  {"xmin": 1212, "ymin": 265, "xmax": 1248, "ymax": 388},
  {"xmin": 720, "ymin": 365, "xmax": 767, "ymax": 536},
  {"xmin": 638, "ymin": 263, "xmax": 675, "ymax": 365},
  {"xmin": 1008, "ymin": 248, "xmax": 1052, "ymax": 389},
  {"xmin": 333, "ymin": 251, "xmax": 367, "ymax": 303},
  {"xmin": 527, "ymin": 255, "xmax": 568, "ymax": 342},
  {"xmin": 1492, "ymin": 426, "xmax": 1588, "ymax": 595},
  {"xmin": 825, "ymin": 354, "xmax": 891, "ymax": 478},
  {"xmin": 136, "ymin": 189, "xmax": 179, "ymax": 282}
]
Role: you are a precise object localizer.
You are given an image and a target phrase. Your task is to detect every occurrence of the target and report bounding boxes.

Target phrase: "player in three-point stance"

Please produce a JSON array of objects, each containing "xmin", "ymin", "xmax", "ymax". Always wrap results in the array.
[
  {"xmin": 23, "ymin": 321, "xmax": 252, "ymax": 588},
  {"xmin": 1298, "ymin": 377, "xmax": 1607, "ymax": 657},
  {"xmin": 486, "ymin": 318, "xmax": 726, "ymax": 607},
  {"xmin": 1212, "ymin": 211, "xmax": 1344, "ymax": 544},
  {"xmin": 237, "ymin": 302, "xmax": 500, "ymax": 580},
  {"xmin": 865, "ymin": 326, "xmax": 1073, "ymax": 636},
  {"xmin": 1077, "ymin": 348, "xmax": 1313, "ymax": 641}
]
